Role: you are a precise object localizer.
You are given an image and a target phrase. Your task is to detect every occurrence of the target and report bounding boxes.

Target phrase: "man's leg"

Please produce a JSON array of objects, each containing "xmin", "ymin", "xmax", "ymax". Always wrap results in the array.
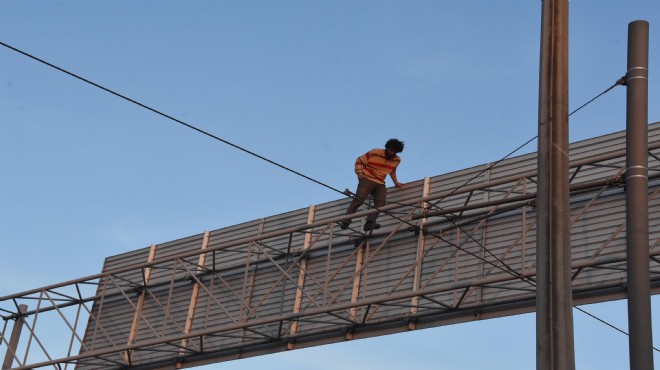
[
  {"xmin": 364, "ymin": 183, "xmax": 387, "ymax": 229},
  {"xmin": 342, "ymin": 179, "xmax": 378, "ymax": 229}
]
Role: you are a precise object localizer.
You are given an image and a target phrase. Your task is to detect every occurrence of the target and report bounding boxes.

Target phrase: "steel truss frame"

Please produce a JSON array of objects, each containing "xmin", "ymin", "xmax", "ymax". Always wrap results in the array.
[{"xmin": 2, "ymin": 144, "xmax": 660, "ymax": 370}]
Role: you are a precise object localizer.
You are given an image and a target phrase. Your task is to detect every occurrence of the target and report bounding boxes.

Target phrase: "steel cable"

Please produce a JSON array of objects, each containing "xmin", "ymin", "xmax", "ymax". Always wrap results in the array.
[
  {"xmin": 2, "ymin": 41, "xmax": 643, "ymax": 349},
  {"xmin": 426, "ymin": 76, "xmax": 626, "ymax": 211},
  {"xmin": 0, "ymin": 41, "xmax": 524, "ymax": 282}
]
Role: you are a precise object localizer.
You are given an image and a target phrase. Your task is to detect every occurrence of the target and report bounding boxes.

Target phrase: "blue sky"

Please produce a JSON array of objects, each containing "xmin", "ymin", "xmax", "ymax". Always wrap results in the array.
[{"xmin": 1, "ymin": 1, "xmax": 659, "ymax": 369}]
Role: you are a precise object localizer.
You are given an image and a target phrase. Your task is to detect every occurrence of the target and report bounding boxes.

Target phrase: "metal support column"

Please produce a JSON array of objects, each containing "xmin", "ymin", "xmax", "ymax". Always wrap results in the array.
[
  {"xmin": 288, "ymin": 205, "xmax": 316, "ymax": 349},
  {"xmin": 625, "ymin": 19, "xmax": 653, "ymax": 370},
  {"xmin": 2, "ymin": 305, "xmax": 27, "ymax": 370},
  {"xmin": 536, "ymin": 1, "xmax": 575, "ymax": 369},
  {"xmin": 410, "ymin": 177, "xmax": 431, "ymax": 330}
]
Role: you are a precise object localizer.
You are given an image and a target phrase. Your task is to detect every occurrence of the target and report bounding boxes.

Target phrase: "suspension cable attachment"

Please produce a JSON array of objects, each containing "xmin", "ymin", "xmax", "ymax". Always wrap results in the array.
[{"xmin": 616, "ymin": 75, "xmax": 627, "ymax": 87}]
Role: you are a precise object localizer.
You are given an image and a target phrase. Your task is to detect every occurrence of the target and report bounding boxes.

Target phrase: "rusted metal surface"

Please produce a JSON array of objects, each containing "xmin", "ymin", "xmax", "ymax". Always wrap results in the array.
[
  {"xmin": 1, "ymin": 124, "xmax": 660, "ymax": 370},
  {"xmin": 536, "ymin": 0, "xmax": 574, "ymax": 368},
  {"xmin": 625, "ymin": 20, "xmax": 653, "ymax": 370}
]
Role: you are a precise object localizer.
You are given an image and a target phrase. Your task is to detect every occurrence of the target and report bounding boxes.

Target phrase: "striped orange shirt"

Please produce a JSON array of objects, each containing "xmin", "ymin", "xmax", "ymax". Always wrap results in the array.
[{"xmin": 355, "ymin": 149, "xmax": 401, "ymax": 184}]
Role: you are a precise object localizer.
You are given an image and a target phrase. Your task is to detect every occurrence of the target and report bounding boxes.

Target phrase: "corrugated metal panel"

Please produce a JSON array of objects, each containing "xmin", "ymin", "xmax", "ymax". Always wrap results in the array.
[{"xmin": 18, "ymin": 123, "xmax": 654, "ymax": 370}]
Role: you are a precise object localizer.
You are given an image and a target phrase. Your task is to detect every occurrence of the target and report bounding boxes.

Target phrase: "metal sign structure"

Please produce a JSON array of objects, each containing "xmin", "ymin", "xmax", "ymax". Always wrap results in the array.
[{"xmin": 1, "ymin": 123, "xmax": 660, "ymax": 370}]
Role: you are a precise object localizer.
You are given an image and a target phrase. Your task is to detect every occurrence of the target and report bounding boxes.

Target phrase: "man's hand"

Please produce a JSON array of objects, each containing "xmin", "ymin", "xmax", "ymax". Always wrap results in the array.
[{"xmin": 394, "ymin": 182, "xmax": 405, "ymax": 189}]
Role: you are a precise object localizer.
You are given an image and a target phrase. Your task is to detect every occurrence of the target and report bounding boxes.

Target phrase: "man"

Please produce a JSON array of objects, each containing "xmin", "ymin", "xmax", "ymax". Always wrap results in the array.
[{"xmin": 341, "ymin": 138, "xmax": 405, "ymax": 231}]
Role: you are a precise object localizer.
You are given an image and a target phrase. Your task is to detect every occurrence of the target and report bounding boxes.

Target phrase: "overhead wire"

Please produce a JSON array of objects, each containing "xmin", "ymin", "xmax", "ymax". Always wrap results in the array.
[
  {"xmin": 426, "ymin": 76, "xmax": 627, "ymax": 211},
  {"xmin": 0, "ymin": 41, "xmax": 343, "ymax": 197},
  {"xmin": 1, "ymin": 46, "xmax": 545, "ymax": 335},
  {"xmin": 574, "ymin": 306, "xmax": 660, "ymax": 353},
  {"xmin": 2, "ymin": 41, "xmax": 648, "ymax": 351},
  {"xmin": 0, "ymin": 40, "xmax": 525, "ymax": 283},
  {"xmin": 376, "ymin": 77, "xmax": 629, "ymax": 289},
  {"xmin": 417, "ymin": 77, "xmax": 628, "ymax": 281},
  {"xmin": 411, "ymin": 76, "xmax": 644, "ymax": 348},
  {"xmin": 0, "ymin": 40, "xmax": 624, "ymax": 296},
  {"xmin": 364, "ymin": 78, "xmax": 628, "ymax": 286},
  {"xmin": 414, "ymin": 75, "xmax": 655, "ymax": 352}
]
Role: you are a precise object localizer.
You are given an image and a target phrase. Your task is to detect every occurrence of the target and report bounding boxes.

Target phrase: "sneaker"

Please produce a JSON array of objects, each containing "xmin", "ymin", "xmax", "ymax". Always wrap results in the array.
[
  {"xmin": 363, "ymin": 222, "xmax": 381, "ymax": 231},
  {"xmin": 339, "ymin": 221, "xmax": 351, "ymax": 230}
]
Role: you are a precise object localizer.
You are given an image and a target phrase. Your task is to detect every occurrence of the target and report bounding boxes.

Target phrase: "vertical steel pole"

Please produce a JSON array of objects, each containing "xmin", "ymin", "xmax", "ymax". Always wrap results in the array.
[
  {"xmin": 625, "ymin": 19, "xmax": 653, "ymax": 370},
  {"xmin": 536, "ymin": 1, "xmax": 575, "ymax": 369},
  {"xmin": 2, "ymin": 305, "xmax": 27, "ymax": 370}
]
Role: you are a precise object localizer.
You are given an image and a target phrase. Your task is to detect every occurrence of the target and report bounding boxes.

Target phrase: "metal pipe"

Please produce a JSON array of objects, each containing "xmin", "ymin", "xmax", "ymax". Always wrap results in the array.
[
  {"xmin": 2, "ymin": 305, "xmax": 27, "ymax": 370},
  {"xmin": 536, "ymin": 0, "xmax": 575, "ymax": 369},
  {"xmin": 625, "ymin": 19, "xmax": 653, "ymax": 370},
  {"xmin": 419, "ymin": 172, "xmax": 639, "ymax": 221},
  {"xmin": 4, "ymin": 136, "xmax": 660, "ymax": 306},
  {"xmin": 8, "ymin": 246, "xmax": 660, "ymax": 370},
  {"xmin": 3, "ymin": 175, "xmax": 659, "ymax": 322}
]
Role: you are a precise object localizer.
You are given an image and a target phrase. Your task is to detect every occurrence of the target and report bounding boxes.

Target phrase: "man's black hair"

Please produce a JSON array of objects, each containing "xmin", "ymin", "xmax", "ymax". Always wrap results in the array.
[{"xmin": 385, "ymin": 138, "xmax": 405, "ymax": 153}]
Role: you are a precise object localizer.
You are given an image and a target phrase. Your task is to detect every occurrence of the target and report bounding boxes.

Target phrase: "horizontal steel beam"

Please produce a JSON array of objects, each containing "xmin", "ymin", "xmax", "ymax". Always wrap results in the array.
[
  {"xmin": 6, "ymin": 247, "xmax": 659, "ymax": 370},
  {"xmin": 3, "ymin": 177, "xmax": 658, "ymax": 323}
]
